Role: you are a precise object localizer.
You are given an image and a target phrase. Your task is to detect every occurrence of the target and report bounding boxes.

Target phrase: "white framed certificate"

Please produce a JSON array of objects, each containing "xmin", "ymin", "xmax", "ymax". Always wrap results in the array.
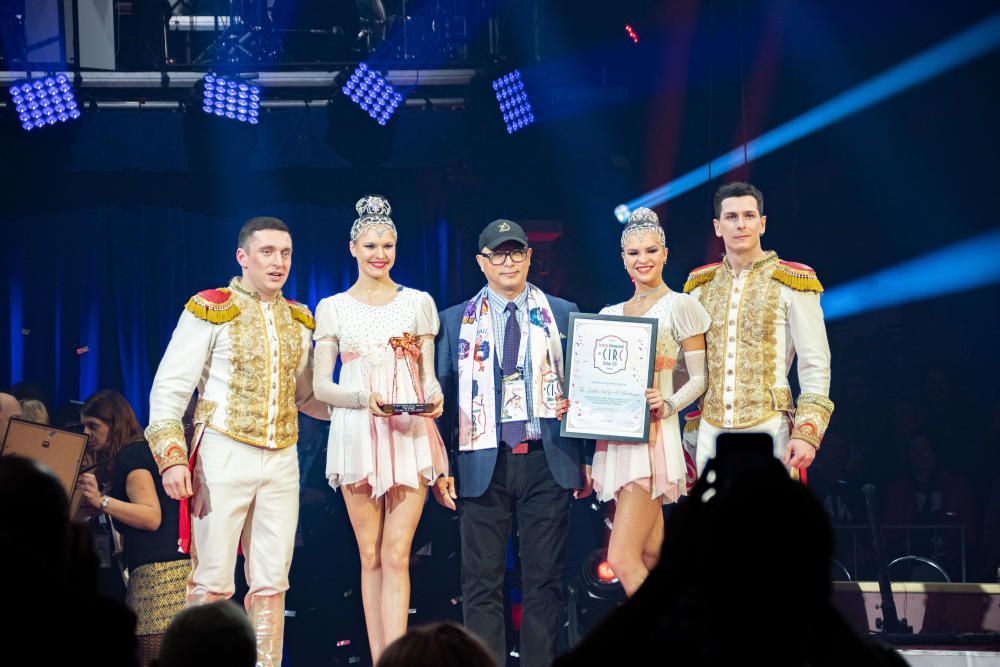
[{"xmin": 560, "ymin": 312, "xmax": 657, "ymax": 442}]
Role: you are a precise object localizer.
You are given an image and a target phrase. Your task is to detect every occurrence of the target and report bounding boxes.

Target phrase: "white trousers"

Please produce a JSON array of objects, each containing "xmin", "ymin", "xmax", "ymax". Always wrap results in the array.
[
  {"xmin": 695, "ymin": 413, "xmax": 790, "ymax": 476},
  {"xmin": 189, "ymin": 430, "xmax": 299, "ymax": 602}
]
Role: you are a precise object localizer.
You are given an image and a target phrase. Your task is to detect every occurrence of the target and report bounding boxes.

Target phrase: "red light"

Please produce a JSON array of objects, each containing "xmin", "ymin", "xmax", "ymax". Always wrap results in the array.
[
  {"xmin": 625, "ymin": 24, "xmax": 639, "ymax": 44},
  {"xmin": 596, "ymin": 560, "xmax": 617, "ymax": 583}
]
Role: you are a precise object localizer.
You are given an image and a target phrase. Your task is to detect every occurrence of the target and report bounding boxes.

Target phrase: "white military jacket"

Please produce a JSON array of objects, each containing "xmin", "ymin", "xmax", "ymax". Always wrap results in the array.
[
  {"xmin": 145, "ymin": 277, "xmax": 315, "ymax": 472},
  {"xmin": 685, "ymin": 251, "xmax": 834, "ymax": 447}
]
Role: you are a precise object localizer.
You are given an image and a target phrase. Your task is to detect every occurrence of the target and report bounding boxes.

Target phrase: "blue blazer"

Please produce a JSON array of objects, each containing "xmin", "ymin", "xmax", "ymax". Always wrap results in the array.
[{"xmin": 436, "ymin": 291, "xmax": 592, "ymax": 498}]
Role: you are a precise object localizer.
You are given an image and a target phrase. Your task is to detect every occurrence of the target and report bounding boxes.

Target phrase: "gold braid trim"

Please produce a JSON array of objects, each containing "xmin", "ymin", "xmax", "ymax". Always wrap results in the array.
[
  {"xmin": 184, "ymin": 289, "xmax": 240, "ymax": 324},
  {"xmin": 792, "ymin": 393, "xmax": 835, "ymax": 449},
  {"xmin": 145, "ymin": 419, "xmax": 189, "ymax": 472},
  {"xmin": 683, "ymin": 411, "xmax": 701, "ymax": 434},
  {"xmin": 772, "ymin": 263, "xmax": 824, "ymax": 293},
  {"xmin": 286, "ymin": 300, "xmax": 316, "ymax": 331},
  {"xmin": 683, "ymin": 263, "xmax": 721, "ymax": 293}
]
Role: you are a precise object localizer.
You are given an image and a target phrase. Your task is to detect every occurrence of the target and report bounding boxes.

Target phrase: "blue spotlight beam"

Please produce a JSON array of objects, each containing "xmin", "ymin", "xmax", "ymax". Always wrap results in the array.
[
  {"xmin": 822, "ymin": 229, "xmax": 1000, "ymax": 321},
  {"xmin": 615, "ymin": 12, "xmax": 1000, "ymax": 221}
]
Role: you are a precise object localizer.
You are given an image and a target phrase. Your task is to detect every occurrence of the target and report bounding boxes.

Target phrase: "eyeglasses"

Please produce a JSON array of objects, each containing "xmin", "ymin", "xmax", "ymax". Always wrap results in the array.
[{"xmin": 479, "ymin": 249, "xmax": 528, "ymax": 265}]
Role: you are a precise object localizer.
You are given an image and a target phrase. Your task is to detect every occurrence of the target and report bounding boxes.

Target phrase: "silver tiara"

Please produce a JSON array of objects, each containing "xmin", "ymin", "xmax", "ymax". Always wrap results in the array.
[
  {"xmin": 350, "ymin": 194, "xmax": 397, "ymax": 241},
  {"xmin": 620, "ymin": 207, "xmax": 665, "ymax": 248}
]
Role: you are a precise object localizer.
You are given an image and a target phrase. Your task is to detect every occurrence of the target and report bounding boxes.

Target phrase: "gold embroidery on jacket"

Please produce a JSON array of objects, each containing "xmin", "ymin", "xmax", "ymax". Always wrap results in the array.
[
  {"xmin": 697, "ymin": 271, "xmax": 730, "ymax": 426},
  {"xmin": 193, "ymin": 398, "xmax": 217, "ymax": 425},
  {"xmin": 225, "ymin": 298, "xmax": 269, "ymax": 440},
  {"xmin": 207, "ymin": 279, "xmax": 307, "ymax": 449},
  {"xmin": 273, "ymin": 301, "xmax": 303, "ymax": 445},
  {"xmin": 698, "ymin": 252, "xmax": 784, "ymax": 428},
  {"xmin": 770, "ymin": 387, "xmax": 794, "ymax": 412},
  {"xmin": 792, "ymin": 393, "xmax": 835, "ymax": 448},
  {"xmin": 217, "ymin": 294, "xmax": 303, "ymax": 449},
  {"xmin": 732, "ymin": 255, "xmax": 781, "ymax": 427},
  {"xmin": 145, "ymin": 419, "xmax": 187, "ymax": 472}
]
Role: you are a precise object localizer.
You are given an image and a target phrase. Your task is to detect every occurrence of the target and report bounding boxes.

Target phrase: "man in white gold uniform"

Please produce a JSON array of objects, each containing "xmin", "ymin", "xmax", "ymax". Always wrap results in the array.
[
  {"xmin": 145, "ymin": 216, "xmax": 315, "ymax": 666},
  {"xmin": 684, "ymin": 182, "xmax": 834, "ymax": 474}
]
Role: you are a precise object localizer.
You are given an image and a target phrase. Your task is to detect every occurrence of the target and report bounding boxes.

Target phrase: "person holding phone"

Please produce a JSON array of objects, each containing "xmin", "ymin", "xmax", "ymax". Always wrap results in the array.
[
  {"xmin": 77, "ymin": 389, "xmax": 190, "ymax": 666},
  {"xmin": 312, "ymin": 195, "xmax": 448, "ymax": 663}
]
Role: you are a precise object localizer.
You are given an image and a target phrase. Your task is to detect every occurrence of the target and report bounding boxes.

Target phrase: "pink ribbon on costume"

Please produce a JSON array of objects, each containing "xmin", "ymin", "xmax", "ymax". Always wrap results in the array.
[
  {"xmin": 389, "ymin": 332, "xmax": 422, "ymax": 361},
  {"xmin": 343, "ymin": 334, "xmax": 450, "ymax": 492},
  {"xmin": 654, "ymin": 356, "xmax": 677, "ymax": 371},
  {"xmin": 393, "ymin": 337, "xmax": 450, "ymax": 475}
]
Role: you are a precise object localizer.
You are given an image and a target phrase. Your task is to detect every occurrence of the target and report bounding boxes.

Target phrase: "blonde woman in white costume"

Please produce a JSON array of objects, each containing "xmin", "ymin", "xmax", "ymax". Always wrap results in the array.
[
  {"xmin": 311, "ymin": 195, "xmax": 448, "ymax": 662},
  {"xmin": 591, "ymin": 207, "xmax": 710, "ymax": 596}
]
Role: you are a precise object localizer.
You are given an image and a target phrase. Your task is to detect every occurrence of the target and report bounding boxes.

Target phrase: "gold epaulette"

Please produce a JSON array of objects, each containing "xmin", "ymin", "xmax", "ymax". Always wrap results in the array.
[
  {"xmin": 683, "ymin": 262, "xmax": 722, "ymax": 293},
  {"xmin": 184, "ymin": 288, "xmax": 240, "ymax": 324},
  {"xmin": 772, "ymin": 260, "xmax": 824, "ymax": 293},
  {"xmin": 286, "ymin": 299, "xmax": 316, "ymax": 331}
]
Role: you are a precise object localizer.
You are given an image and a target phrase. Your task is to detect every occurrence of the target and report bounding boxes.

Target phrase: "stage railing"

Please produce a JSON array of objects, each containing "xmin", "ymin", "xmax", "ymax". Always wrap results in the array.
[{"xmin": 832, "ymin": 524, "xmax": 968, "ymax": 583}]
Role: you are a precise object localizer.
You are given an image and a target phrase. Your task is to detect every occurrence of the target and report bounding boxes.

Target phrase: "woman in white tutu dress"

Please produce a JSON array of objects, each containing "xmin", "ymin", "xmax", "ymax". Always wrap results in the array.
[
  {"xmin": 592, "ymin": 207, "xmax": 710, "ymax": 596},
  {"xmin": 312, "ymin": 195, "xmax": 448, "ymax": 662}
]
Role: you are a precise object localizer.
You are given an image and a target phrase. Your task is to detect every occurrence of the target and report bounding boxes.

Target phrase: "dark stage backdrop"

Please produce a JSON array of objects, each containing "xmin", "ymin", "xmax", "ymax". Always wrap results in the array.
[
  {"xmin": 3, "ymin": 195, "xmax": 478, "ymax": 421},
  {"xmin": 0, "ymin": 103, "xmax": 629, "ymax": 420},
  {"xmin": 2, "ymin": 1, "xmax": 1000, "ymax": 594}
]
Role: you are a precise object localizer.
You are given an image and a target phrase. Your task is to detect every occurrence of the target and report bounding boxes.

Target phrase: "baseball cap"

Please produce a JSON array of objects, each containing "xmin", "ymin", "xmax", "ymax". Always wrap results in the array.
[{"xmin": 478, "ymin": 219, "xmax": 528, "ymax": 250}]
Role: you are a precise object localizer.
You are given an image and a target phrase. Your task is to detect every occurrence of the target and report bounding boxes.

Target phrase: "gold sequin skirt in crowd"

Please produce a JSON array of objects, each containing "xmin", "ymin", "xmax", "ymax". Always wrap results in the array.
[{"xmin": 126, "ymin": 559, "xmax": 191, "ymax": 635}]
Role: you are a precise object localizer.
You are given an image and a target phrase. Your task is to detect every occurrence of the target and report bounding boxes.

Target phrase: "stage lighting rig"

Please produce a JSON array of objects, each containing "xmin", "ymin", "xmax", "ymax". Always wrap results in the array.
[
  {"xmin": 325, "ymin": 64, "xmax": 402, "ymax": 165},
  {"xmin": 491, "ymin": 70, "xmax": 534, "ymax": 135},
  {"xmin": 199, "ymin": 73, "xmax": 262, "ymax": 125},
  {"xmin": 183, "ymin": 73, "xmax": 261, "ymax": 171},
  {"xmin": 340, "ymin": 63, "xmax": 404, "ymax": 126},
  {"xmin": 566, "ymin": 547, "xmax": 626, "ymax": 646},
  {"xmin": 9, "ymin": 74, "xmax": 81, "ymax": 132}
]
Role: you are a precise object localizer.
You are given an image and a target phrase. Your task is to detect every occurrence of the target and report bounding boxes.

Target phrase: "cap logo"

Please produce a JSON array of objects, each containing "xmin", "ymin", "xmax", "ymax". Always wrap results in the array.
[{"xmin": 497, "ymin": 222, "xmax": 511, "ymax": 232}]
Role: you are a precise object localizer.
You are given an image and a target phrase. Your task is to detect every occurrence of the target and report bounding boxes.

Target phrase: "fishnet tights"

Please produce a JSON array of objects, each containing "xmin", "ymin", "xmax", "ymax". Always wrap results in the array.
[
  {"xmin": 137, "ymin": 633, "xmax": 163, "ymax": 667},
  {"xmin": 342, "ymin": 481, "xmax": 428, "ymax": 663},
  {"xmin": 607, "ymin": 483, "xmax": 664, "ymax": 596}
]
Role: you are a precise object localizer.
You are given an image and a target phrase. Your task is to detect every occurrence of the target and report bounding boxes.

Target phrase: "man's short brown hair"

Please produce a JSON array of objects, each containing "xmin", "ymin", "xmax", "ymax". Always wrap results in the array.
[
  {"xmin": 238, "ymin": 216, "xmax": 290, "ymax": 250},
  {"xmin": 713, "ymin": 182, "xmax": 764, "ymax": 218}
]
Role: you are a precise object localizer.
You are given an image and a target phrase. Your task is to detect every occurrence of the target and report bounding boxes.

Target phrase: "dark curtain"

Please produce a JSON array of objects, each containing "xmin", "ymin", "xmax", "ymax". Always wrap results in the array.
[{"xmin": 3, "ymin": 198, "xmax": 474, "ymax": 421}]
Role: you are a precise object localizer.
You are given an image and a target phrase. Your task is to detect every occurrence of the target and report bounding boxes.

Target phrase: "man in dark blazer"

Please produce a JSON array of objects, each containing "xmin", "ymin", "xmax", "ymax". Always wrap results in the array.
[{"xmin": 434, "ymin": 219, "xmax": 593, "ymax": 667}]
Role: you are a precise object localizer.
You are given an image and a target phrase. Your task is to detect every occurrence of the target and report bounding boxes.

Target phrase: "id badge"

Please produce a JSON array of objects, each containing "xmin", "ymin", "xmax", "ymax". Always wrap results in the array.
[{"xmin": 501, "ymin": 372, "xmax": 529, "ymax": 423}]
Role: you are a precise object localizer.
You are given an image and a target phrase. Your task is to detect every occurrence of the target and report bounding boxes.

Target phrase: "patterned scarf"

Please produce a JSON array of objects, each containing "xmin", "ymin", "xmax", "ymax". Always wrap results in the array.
[{"xmin": 457, "ymin": 284, "xmax": 564, "ymax": 451}]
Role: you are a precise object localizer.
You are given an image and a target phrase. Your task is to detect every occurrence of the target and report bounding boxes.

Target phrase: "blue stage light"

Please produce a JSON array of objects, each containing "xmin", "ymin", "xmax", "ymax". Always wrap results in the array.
[
  {"xmin": 613, "ymin": 12, "xmax": 1000, "ymax": 222},
  {"xmin": 822, "ymin": 229, "xmax": 1000, "ymax": 321},
  {"xmin": 492, "ymin": 70, "xmax": 535, "ymax": 135},
  {"xmin": 341, "ymin": 64, "xmax": 404, "ymax": 125},
  {"xmin": 199, "ymin": 73, "xmax": 260, "ymax": 124},
  {"xmin": 9, "ymin": 73, "xmax": 80, "ymax": 132}
]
